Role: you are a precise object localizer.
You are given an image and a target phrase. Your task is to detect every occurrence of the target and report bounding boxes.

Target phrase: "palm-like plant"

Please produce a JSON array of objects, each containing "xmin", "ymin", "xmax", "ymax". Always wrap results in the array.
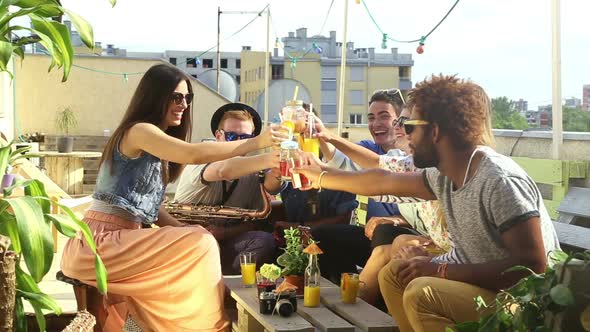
[
  {"xmin": 0, "ymin": 140, "xmax": 107, "ymax": 331},
  {"xmin": 0, "ymin": 0, "xmax": 116, "ymax": 82}
]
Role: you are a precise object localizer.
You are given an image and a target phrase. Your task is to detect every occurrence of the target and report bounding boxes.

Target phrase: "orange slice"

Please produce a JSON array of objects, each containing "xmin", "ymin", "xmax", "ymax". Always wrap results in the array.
[
  {"xmin": 303, "ymin": 242, "xmax": 324, "ymax": 255},
  {"xmin": 276, "ymin": 280, "xmax": 298, "ymax": 293}
]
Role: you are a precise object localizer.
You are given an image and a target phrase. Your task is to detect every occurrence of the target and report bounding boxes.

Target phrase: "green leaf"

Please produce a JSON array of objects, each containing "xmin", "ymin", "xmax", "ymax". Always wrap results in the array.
[
  {"xmin": 3, "ymin": 179, "xmax": 34, "ymax": 197},
  {"xmin": 30, "ymin": 14, "xmax": 73, "ymax": 81},
  {"xmin": 0, "ymin": 134, "xmax": 11, "ymax": 176},
  {"xmin": 95, "ymin": 254, "xmax": 107, "ymax": 294},
  {"xmin": 14, "ymin": 296, "xmax": 28, "ymax": 332},
  {"xmin": 548, "ymin": 250, "xmax": 569, "ymax": 265},
  {"xmin": 0, "ymin": 40, "xmax": 12, "ymax": 72},
  {"xmin": 62, "ymin": 8, "xmax": 93, "ymax": 48},
  {"xmin": 45, "ymin": 213, "xmax": 79, "ymax": 237},
  {"xmin": 44, "ymin": 199, "xmax": 107, "ymax": 294},
  {"xmin": 16, "ymin": 265, "xmax": 41, "ymax": 293},
  {"xmin": 549, "ymin": 284, "xmax": 574, "ymax": 306},
  {"xmin": 17, "ymin": 289, "xmax": 62, "ymax": 314},
  {"xmin": 0, "ymin": 208, "xmax": 21, "ymax": 252},
  {"xmin": 504, "ymin": 265, "xmax": 537, "ymax": 276},
  {"xmin": 451, "ymin": 321, "xmax": 480, "ymax": 332},
  {"xmin": 25, "ymin": 179, "xmax": 50, "ymax": 214},
  {"xmin": 109, "ymin": 0, "xmax": 116, "ymax": 7},
  {"xmin": 5, "ymin": 196, "xmax": 53, "ymax": 282},
  {"xmin": 9, "ymin": 25, "xmax": 57, "ymax": 66},
  {"xmin": 9, "ymin": 145, "xmax": 31, "ymax": 159}
]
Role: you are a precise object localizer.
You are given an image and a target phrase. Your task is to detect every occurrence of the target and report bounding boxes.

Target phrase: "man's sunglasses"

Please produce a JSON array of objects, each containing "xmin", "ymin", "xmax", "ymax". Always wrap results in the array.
[
  {"xmin": 393, "ymin": 116, "xmax": 409, "ymax": 128},
  {"xmin": 171, "ymin": 92, "xmax": 194, "ymax": 105},
  {"xmin": 374, "ymin": 88, "xmax": 406, "ymax": 105},
  {"xmin": 404, "ymin": 119, "xmax": 430, "ymax": 134},
  {"xmin": 222, "ymin": 131, "xmax": 255, "ymax": 141}
]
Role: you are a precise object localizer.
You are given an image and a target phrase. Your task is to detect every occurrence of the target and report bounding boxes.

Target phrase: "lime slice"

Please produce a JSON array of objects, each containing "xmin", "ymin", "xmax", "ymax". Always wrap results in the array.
[{"xmin": 260, "ymin": 263, "xmax": 282, "ymax": 281}]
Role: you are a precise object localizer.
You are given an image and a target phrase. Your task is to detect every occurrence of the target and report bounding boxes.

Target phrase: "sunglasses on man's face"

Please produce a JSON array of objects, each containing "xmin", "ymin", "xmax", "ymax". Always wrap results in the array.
[
  {"xmin": 403, "ymin": 119, "xmax": 430, "ymax": 135},
  {"xmin": 393, "ymin": 116, "xmax": 409, "ymax": 128},
  {"xmin": 223, "ymin": 131, "xmax": 255, "ymax": 141},
  {"xmin": 171, "ymin": 92, "xmax": 194, "ymax": 106}
]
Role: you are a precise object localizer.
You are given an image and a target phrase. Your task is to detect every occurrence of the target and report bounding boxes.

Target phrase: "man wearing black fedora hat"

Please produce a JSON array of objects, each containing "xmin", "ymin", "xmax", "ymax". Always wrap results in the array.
[{"xmin": 174, "ymin": 103, "xmax": 283, "ymax": 275}]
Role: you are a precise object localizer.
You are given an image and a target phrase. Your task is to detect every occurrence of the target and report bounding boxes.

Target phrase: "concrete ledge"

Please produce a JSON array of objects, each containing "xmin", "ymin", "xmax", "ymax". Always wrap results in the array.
[{"xmin": 493, "ymin": 129, "xmax": 590, "ymax": 141}]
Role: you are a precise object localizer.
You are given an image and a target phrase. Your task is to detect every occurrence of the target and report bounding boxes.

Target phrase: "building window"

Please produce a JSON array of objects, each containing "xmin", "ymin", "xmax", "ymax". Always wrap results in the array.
[
  {"xmin": 350, "ymin": 67, "xmax": 364, "ymax": 81},
  {"xmin": 321, "ymin": 80, "xmax": 337, "ymax": 91},
  {"xmin": 236, "ymin": 59, "xmax": 241, "ymax": 68},
  {"xmin": 272, "ymin": 64, "xmax": 284, "ymax": 80},
  {"xmin": 202, "ymin": 58, "xmax": 213, "ymax": 68},
  {"xmin": 169, "ymin": 57, "xmax": 177, "ymax": 65},
  {"xmin": 221, "ymin": 58, "xmax": 228, "ymax": 68},
  {"xmin": 321, "ymin": 105, "xmax": 337, "ymax": 123},
  {"xmin": 236, "ymin": 75, "xmax": 241, "ymax": 83},
  {"xmin": 349, "ymin": 90, "xmax": 364, "ymax": 105},
  {"xmin": 191, "ymin": 74, "xmax": 197, "ymax": 79},
  {"xmin": 350, "ymin": 113, "xmax": 363, "ymax": 124},
  {"xmin": 322, "ymin": 90, "xmax": 337, "ymax": 104},
  {"xmin": 399, "ymin": 66, "xmax": 410, "ymax": 79},
  {"xmin": 186, "ymin": 58, "xmax": 197, "ymax": 68},
  {"xmin": 321, "ymin": 66, "xmax": 337, "ymax": 79}
]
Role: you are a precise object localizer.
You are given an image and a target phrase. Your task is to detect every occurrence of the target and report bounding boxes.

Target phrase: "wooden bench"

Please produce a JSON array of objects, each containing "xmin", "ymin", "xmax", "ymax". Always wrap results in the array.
[
  {"xmin": 511, "ymin": 157, "xmax": 589, "ymax": 220},
  {"xmin": 553, "ymin": 221, "xmax": 590, "ymax": 252},
  {"xmin": 556, "ymin": 187, "xmax": 590, "ymax": 226},
  {"xmin": 224, "ymin": 276, "xmax": 396, "ymax": 332}
]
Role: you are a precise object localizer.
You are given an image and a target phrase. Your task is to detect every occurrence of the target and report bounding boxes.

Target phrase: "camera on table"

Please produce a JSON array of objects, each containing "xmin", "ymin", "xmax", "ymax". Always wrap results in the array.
[{"xmin": 259, "ymin": 290, "xmax": 297, "ymax": 317}]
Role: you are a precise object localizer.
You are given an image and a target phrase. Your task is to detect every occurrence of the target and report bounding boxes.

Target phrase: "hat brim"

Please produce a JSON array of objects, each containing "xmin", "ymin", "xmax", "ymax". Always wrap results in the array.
[{"xmin": 210, "ymin": 103, "xmax": 262, "ymax": 136}]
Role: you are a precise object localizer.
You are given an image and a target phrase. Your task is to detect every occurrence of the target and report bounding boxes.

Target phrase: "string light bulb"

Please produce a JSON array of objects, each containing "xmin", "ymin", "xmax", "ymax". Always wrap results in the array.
[
  {"xmin": 312, "ymin": 43, "xmax": 323, "ymax": 54},
  {"xmin": 290, "ymin": 58, "xmax": 297, "ymax": 69},
  {"xmin": 416, "ymin": 36, "xmax": 426, "ymax": 54},
  {"xmin": 381, "ymin": 33, "xmax": 388, "ymax": 49},
  {"xmin": 194, "ymin": 57, "xmax": 201, "ymax": 65},
  {"xmin": 355, "ymin": 0, "xmax": 361, "ymax": 3},
  {"xmin": 275, "ymin": 37, "xmax": 279, "ymax": 48},
  {"xmin": 123, "ymin": 73, "xmax": 128, "ymax": 83}
]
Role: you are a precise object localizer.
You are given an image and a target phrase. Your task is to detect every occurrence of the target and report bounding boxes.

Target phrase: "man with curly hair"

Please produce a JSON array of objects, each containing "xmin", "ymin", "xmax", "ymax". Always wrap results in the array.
[{"xmin": 294, "ymin": 75, "xmax": 559, "ymax": 332}]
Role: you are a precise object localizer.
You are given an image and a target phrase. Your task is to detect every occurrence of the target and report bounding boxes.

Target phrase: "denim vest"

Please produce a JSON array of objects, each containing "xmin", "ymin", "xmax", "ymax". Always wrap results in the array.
[{"xmin": 93, "ymin": 144, "xmax": 165, "ymax": 223}]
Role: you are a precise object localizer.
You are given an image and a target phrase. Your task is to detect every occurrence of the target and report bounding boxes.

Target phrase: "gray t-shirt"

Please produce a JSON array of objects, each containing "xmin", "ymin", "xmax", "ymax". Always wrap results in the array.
[
  {"xmin": 426, "ymin": 146, "xmax": 560, "ymax": 264},
  {"xmin": 174, "ymin": 164, "xmax": 264, "ymax": 210}
]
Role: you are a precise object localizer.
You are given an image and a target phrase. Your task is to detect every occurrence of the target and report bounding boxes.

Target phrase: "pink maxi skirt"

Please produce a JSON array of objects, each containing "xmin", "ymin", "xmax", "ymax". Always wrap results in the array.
[{"xmin": 61, "ymin": 211, "xmax": 229, "ymax": 332}]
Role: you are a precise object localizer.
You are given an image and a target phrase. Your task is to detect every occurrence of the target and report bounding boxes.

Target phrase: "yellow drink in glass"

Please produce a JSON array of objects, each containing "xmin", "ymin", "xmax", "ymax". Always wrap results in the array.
[
  {"xmin": 304, "ymin": 286, "xmax": 321, "ymax": 307},
  {"xmin": 301, "ymin": 137, "xmax": 320, "ymax": 157},
  {"xmin": 281, "ymin": 120, "xmax": 295, "ymax": 140},
  {"xmin": 341, "ymin": 273, "xmax": 361, "ymax": 304},
  {"xmin": 240, "ymin": 263, "xmax": 256, "ymax": 287}
]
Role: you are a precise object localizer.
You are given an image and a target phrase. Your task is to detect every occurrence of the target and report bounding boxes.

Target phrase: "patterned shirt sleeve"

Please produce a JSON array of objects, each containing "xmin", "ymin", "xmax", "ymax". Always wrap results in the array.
[{"xmin": 370, "ymin": 154, "xmax": 425, "ymax": 203}]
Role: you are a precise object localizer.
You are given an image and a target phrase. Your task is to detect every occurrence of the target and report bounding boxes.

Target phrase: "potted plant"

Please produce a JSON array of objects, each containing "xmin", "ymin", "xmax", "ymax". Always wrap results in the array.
[
  {"xmin": 276, "ymin": 227, "xmax": 314, "ymax": 294},
  {"xmin": 55, "ymin": 107, "xmax": 77, "ymax": 153},
  {"xmin": 0, "ymin": 140, "xmax": 107, "ymax": 331},
  {"xmin": 452, "ymin": 250, "xmax": 590, "ymax": 332}
]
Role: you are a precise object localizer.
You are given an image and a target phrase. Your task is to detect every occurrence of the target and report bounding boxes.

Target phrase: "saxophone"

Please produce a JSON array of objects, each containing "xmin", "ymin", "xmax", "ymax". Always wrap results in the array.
[{"xmin": 165, "ymin": 171, "xmax": 272, "ymax": 226}]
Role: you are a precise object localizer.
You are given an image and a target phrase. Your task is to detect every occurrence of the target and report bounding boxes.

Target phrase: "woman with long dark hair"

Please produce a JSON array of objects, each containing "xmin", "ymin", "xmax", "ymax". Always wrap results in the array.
[{"xmin": 61, "ymin": 64, "xmax": 280, "ymax": 331}]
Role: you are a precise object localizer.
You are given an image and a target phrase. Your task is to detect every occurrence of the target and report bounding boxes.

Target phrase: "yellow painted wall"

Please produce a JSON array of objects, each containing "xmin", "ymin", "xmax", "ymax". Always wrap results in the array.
[
  {"xmin": 15, "ymin": 55, "xmax": 228, "ymax": 142},
  {"xmin": 240, "ymin": 51, "xmax": 267, "ymax": 106},
  {"xmin": 283, "ymin": 54, "xmax": 322, "ymax": 115},
  {"xmin": 0, "ymin": 58, "xmax": 15, "ymax": 140}
]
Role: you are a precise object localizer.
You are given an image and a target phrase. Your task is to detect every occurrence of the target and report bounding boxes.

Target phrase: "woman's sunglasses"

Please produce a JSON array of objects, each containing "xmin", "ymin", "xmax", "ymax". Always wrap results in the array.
[
  {"xmin": 403, "ymin": 119, "xmax": 430, "ymax": 134},
  {"xmin": 223, "ymin": 131, "xmax": 255, "ymax": 141},
  {"xmin": 171, "ymin": 92, "xmax": 194, "ymax": 105},
  {"xmin": 393, "ymin": 116, "xmax": 409, "ymax": 128}
]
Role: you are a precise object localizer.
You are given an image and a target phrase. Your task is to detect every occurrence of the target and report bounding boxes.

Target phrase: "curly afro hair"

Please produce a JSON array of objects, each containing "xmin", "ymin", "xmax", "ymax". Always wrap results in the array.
[{"xmin": 408, "ymin": 74, "xmax": 494, "ymax": 149}]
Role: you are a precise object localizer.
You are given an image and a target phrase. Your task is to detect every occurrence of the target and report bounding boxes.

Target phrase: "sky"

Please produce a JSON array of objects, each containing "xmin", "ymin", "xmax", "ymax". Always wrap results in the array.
[{"xmin": 59, "ymin": 0, "xmax": 590, "ymax": 111}]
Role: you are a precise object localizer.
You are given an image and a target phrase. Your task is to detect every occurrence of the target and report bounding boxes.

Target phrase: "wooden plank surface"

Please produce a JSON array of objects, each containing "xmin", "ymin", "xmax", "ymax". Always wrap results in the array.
[
  {"xmin": 319, "ymin": 287, "xmax": 395, "ymax": 332},
  {"xmin": 556, "ymin": 187, "xmax": 590, "ymax": 218},
  {"xmin": 226, "ymin": 277, "xmax": 314, "ymax": 332},
  {"xmin": 553, "ymin": 221, "xmax": 590, "ymax": 251},
  {"xmin": 296, "ymin": 299, "xmax": 355, "ymax": 332}
]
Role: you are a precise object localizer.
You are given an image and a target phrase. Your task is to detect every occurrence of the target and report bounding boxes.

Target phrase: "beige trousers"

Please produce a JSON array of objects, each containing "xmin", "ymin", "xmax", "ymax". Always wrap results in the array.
[{"xmin": 378, "ymin": 259, "xmax": 496, "ymax": 332}]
